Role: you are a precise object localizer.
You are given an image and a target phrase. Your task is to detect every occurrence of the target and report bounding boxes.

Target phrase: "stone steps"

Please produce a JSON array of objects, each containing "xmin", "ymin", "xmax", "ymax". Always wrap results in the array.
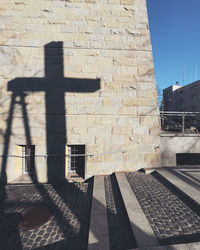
[
  {"xmin": 88, "ymin": 171, "xmax": 200, "ymax": 250},
  {"xmin": 88, "ymin": 173, "xmax": 160, "ymax": 250},
  {"xmin": 3, "ymin": 169, "xmax": 200, "ymax": 249},
  {"xmin": 88, "ymin": 176, "xmax": 110, "ymax": 250},
  {"xmin": 155, "ymin": 167, "xmax": 200, "ymax": 206},
  {"xmin": 116, "ymin": 172, "xmax": 159, "ymax": 248}
]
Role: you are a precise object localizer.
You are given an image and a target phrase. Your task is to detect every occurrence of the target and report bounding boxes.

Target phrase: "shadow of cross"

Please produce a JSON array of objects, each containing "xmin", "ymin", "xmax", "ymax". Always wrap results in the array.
[{"xmin": 7, "ymin": 41, "xmax": 100, "ymax": 182}]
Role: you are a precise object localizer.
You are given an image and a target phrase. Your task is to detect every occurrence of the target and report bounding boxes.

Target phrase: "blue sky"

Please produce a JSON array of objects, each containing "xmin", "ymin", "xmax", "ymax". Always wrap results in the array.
[{"xmin": 146, "ymin": 0, "xmax": 200, "ymax": 91}]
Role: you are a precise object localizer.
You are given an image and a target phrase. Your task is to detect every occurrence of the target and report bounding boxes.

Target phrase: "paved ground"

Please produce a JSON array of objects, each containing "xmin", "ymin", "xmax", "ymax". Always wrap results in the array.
[
  {"xmin": 104, "ymin": 175, "xmax": 137, "ymax": 250},
  {"xmin": 126, "ymin": 172, "xmax": 200, "ymax": 246},
  {"xmin": 0, "ymin": 182, "xmax": 93, "ymax": 250},
  {"xmin": 156, "ymin": 166, "xmax": 200, "ymax": 205},
  {"xmin": 1, "ymin": 170, "xmax": 200, "ymax": 250}
]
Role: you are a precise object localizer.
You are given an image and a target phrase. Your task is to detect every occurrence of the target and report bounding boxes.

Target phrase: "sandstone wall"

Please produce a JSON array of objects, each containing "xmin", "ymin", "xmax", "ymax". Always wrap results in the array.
[{"xmin": 0, "ymin": 0, "xmax": 160, "ymax": 182}]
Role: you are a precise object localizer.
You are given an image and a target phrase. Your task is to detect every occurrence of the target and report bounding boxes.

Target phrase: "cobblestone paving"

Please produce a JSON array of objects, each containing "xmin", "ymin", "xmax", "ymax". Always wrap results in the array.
[
  {"xmin": 126, "ymin": 172, "xmax": 200, "ymax": 245},
  {"xmin": 104, "ymin": 175, "xmax": 137, "ymax": 250},
  {"xmin": 0, "ymin": 182, "xmax": 93, "ymax": 250}
]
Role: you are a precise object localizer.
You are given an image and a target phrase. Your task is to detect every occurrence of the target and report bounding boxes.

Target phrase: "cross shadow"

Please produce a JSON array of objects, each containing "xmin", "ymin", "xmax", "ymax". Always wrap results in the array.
[
  {"xmin": 2, "ymin": 41, "xmax": 100, "ymax": 182},
  {"xmin": 0, "ymin": 41, "xmax": 162, "ymax": 250},
  {"xmin": 0, "ymin": 41, "xmax": 102, "ymax": 249}
]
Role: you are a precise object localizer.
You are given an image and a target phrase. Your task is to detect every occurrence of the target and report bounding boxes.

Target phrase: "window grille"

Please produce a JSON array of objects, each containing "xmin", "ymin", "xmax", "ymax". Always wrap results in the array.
[
  {"xmin": 68, "ymin": 145, "xmax": 85, "ymax": 178},
  {"xmin": 22, "ymin": 145, "xmax": 35, "ymax": 174}
]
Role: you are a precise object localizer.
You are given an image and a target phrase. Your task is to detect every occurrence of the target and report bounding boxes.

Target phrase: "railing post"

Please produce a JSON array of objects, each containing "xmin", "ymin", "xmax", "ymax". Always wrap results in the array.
[{"xmin": 182, "ymin": 113, "xmax": 185, "ymax": 134}]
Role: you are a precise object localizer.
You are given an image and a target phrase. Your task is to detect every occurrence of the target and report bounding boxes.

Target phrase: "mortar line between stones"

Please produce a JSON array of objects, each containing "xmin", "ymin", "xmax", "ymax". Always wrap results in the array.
[
  {"xmin": 0, "ymin": 114, "xmax": 159, "ymax": 117},
  {"xmin": 0, "ymin": 44, "xmax": 152, "ymax": 52}
]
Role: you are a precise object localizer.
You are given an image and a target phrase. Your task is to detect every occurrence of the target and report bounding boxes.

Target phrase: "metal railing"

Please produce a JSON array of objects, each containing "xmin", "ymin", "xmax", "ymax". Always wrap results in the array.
[
  {"xmin": 0, "ymin": 150, "xmax": 128, "ymax": 159},
  {"xmin": 160, "ymin": 111, "xmax": 200, "ymax": 134}
]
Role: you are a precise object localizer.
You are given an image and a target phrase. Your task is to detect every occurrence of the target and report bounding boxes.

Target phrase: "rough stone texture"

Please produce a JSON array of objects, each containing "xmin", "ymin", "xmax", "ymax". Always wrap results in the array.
[
  {"xmin": 0, "ymin": 0, "xmax": 160, "ymax": 182},
  {"xmin": 126, "ymin": 172, "xmax": 200, "ymax": 246},
  {"xmin": 0, "ymin": 182, "xmax": 93, "ymax": 249}
]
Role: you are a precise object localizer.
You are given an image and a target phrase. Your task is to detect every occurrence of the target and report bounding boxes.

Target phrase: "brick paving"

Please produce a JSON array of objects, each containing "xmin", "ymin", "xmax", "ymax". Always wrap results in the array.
[
  {"xmin": 126, "ymin": 172, "xmax": 200, "ymax": 245},
  {"xmin": 2, "ymin": 172, "xmax": 200, "ymax": 249},
  {"xmin": 104, "ymin": 174, "xmax": 137, "ymax": 250},
  {"xmin": 0, "ymin": 182, "xmax": 93, "ymax": 250}
]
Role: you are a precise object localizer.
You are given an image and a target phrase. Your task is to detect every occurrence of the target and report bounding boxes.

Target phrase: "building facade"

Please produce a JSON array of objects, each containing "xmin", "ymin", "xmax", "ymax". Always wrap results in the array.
[
  {"xmin": 0, "ymin": 0, "xmax": 160, "ymax": 183},
  {"xmin": 163, "ymin": 80, "xmax": 200, "ymax": 112}
]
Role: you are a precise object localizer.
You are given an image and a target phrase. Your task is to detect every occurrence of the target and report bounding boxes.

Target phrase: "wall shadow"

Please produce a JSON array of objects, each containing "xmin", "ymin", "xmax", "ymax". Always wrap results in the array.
[
  {"xmin": 180, "ymin": 169, "xmax": 200, "ymax": 184},
  {"xmin": 0, "ymin": 41, "xmax": 167, "ymax": 250},
  {"xmin": 3, "ymin": 41, "xmax": 100, "ymax": 182},
  {"xmin": 165, "ymin": 167, "xmax": 200, "ymax": 191},
  {"xmin": 0, "ymin": 41, "xmax": 101, "ymax": 249},
  {"xmin": 0, "ymin": 187, "xmax": 22, "ymax": 250}
]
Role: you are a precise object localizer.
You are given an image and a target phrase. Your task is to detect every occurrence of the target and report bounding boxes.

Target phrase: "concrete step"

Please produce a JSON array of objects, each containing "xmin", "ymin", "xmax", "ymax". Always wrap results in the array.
[
  {"xmin": 134, "ymin": 241, "xmax": 200, "ymax": 250},
  {"xmin": 66, "ymin": 173, "xmax": 84, "ymax": 182},
  {"xmin": 140, "ymin": 167, "xmax": 157, "ymax": 174},
  {"xmin": 88, "ymin": 173, "xmax": 160, "ymax": 250},
  {"xmin": 155, "ymin": 167, "xmax": 200, "ymax": 206},
  {"xmin": 88, "ymin": 171, "xmax": 200, "ymax": 249},
  {"xmin": 88, "ymin": 175, "xmax": 110, "ymax": 250},
  {"xmin": 116, "ymin": 172, "xmax": 159, "ymax": 248},
  {"xmin": 10, "ymin": 173, "xmax": 34, "ymax": 183}
]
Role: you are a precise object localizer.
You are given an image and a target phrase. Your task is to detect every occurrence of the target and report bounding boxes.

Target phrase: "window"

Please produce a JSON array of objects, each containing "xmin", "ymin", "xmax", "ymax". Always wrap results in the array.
[
  {"xmin": 67, "ymin": 145, "xmax": 85, "ymax": 178},
  {"xmin": 22, "ymin": 145, "xmax": 35, "ymax": 174}
]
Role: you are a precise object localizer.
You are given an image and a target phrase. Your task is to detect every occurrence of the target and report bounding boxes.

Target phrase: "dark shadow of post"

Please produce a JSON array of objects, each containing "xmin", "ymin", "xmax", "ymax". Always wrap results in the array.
[
  {"xmin": 6, "ymin": 41, "xmax": 100, "ymax": 182},
  {"xmin": 0, "ymin": 41, "xmax": 103, "ymax": 249}
]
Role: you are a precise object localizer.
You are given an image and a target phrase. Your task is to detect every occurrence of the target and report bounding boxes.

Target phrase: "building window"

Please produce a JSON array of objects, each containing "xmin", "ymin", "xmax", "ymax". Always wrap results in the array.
[
  {"xmin": 22, "ymin": 145, "xmax": 35, "ymax": 174},
  {"xmin": 67, "ymin": 145, "xmax": 85, "ymax": 178}
]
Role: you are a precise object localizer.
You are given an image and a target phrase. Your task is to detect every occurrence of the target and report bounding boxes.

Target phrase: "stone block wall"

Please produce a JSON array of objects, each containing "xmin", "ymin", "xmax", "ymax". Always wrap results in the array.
[{"xmin": 0, "ymin": 0, "xmax": 160, "ymax": 182}]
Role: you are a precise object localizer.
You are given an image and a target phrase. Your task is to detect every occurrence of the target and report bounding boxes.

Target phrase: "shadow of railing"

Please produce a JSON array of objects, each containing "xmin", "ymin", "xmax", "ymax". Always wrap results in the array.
[
  {"xmin": 0, "ymin": 41, "xmax": 102, "ymax": 249},
  {"xmin": 165, "ymin": 167, "xmax": 200, "ymax": 191}
]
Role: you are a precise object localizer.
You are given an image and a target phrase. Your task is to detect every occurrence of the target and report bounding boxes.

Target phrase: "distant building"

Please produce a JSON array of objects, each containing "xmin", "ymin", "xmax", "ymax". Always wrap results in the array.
[{"xmin": 163, "ymin": 80, "xmax": 200, "ymax": 112}]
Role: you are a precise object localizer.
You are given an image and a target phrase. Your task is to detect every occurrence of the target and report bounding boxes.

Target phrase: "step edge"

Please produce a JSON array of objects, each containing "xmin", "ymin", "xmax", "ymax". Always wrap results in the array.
[{"xmin": 115, "ymin": 172, "xmax": 160, "ymax": 248}]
